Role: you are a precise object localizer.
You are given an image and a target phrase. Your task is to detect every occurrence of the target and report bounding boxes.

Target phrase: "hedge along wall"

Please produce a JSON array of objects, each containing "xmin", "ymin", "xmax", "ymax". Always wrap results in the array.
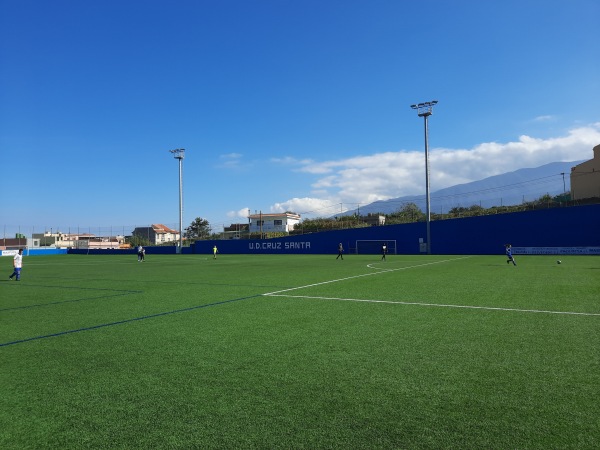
[{"xmin": 194, "ymin": 204, "xmax": 600, "ymax": 255}]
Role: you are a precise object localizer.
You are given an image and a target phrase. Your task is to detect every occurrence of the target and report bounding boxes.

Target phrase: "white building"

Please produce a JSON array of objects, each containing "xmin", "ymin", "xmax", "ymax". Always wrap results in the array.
[
  {"xmin": 248, "ymin": 212, "xmax": 301, "ymax": 234},
  {"xmin": 132, "ymin": 224, "xmax": 180, "ymax": 245}
]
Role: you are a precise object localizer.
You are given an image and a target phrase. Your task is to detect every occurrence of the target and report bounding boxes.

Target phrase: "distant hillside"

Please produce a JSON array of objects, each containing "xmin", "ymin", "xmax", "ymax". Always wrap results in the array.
[{"xmin": 346, "ymin": 161, "xmax": 583, "ymax": 216}]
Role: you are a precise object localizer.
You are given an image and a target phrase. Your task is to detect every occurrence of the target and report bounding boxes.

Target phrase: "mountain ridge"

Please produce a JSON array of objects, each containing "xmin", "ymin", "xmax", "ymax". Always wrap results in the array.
[{"xmin": 345, "ymin": 160, "xmax": 583, "ymax": 216}]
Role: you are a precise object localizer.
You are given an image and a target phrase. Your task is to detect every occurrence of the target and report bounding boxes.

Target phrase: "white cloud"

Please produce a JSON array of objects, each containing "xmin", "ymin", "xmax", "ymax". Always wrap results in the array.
[
  {"xmin": 269, "ymin": 123, "xmax": 600, "ymax": 217},
  {"xmin": 533, "ymin": 115, "xmax": 555, "ymax": 122},
  {"xmin": 271, "ymin": 156, "xmax": 314, "ymax": 165},
  {"xmin": 217, "ymin": 153, "xmax": 246, "ymax": 169},
  {"xmin": 221, "ymin": 152, "xmax": 243, "ymax": 159},
  {"xmin": 226, "ymin": 207, "xmax": 250, "ymax": 219},
  {"xmin": 270, "ymin": 197, "xmax": 343, "ymax": 217}
]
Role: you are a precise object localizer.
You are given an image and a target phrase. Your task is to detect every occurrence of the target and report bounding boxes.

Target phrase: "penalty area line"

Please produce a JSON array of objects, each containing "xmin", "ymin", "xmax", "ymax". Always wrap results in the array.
[
  {"xmin": 366, "ymin": 256, "xmax": 472, "ymax": 270},
  {"xmin": 263, "ymin": 256, "xmax": 471, "ymax": 296},
  {"xmin": 265, "ymin": 294, "xmax": 600, "ymax": 317}
]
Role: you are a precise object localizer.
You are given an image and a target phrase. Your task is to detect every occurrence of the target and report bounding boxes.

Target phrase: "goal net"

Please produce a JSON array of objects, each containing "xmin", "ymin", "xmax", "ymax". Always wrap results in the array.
[{"xmin": 355, "ymin": 240, "xmax": 397, "ymax": 255}]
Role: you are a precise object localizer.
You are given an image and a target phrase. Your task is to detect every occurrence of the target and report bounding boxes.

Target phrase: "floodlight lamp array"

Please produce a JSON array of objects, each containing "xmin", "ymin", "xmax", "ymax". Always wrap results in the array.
[
  {"xmin": 170, "ymin": 148, "xmax": 185, "ymax": 159},
  {"xmin": 410, "ymin": 100, "xmax": 438, "ymax": 117}
]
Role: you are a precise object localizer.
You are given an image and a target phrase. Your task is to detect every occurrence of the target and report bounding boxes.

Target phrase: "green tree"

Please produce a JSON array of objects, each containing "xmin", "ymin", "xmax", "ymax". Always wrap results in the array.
[
  {"xmin": 468, "ymin": 205, "xmax": 485, "ymax": 216},
  {"xmin": 388, "ymin": 202, "xmax": 425, "ymax": 223},
  {"xmin": 185, "ymin": 217, "xmax": 210, "ymax": 241},
  {"xmin": 449, "ymin": 206, "xmax": 468, "ymax": 215}
]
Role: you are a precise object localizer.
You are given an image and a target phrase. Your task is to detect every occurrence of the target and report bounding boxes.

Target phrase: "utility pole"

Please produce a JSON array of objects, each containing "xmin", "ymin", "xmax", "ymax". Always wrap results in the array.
[{"xmin": 169, "ymin": 148, "xmax": 185, "ymax": 252}]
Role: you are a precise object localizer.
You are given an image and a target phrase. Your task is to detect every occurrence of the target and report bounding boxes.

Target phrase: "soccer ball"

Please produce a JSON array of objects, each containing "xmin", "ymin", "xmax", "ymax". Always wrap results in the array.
[{"xmin": 557, "ymin": 260, "xmax": 562, "ymax": 264}]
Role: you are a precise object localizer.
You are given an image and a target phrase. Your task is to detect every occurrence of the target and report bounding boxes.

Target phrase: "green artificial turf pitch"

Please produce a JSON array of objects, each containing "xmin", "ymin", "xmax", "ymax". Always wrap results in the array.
[{"xmin": 1, "ymin": 254, "xmax": 599, "ymax": 449}]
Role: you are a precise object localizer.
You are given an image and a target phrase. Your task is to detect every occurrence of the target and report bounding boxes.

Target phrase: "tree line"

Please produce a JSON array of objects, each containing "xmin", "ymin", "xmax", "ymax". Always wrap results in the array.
[{"xmin": 293, "ymin": 193, "xmax": 572, "ymax": 233}]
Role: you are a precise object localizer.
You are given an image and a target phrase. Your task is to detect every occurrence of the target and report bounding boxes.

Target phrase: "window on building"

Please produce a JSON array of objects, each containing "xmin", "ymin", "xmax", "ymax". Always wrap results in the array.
[{"xmin": 274, "ymin": 220, "xmax": 282, "ymax": 226}]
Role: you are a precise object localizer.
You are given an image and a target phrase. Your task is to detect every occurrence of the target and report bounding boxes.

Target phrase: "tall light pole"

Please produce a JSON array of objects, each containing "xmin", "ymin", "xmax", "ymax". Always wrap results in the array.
[
  {"xmin": 410, "ymin": 100, "xmax": 438, "ymax": 255},
  {"xmin": 170, "ymin": 148, "xmax": 185, "ymax": 253}
]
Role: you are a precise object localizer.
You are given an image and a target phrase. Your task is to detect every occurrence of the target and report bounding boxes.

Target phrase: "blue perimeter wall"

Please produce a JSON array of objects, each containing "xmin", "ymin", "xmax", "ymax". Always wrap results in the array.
[
  {"xmin": 66, "ymin": 204, "xmax": 599, "ymax": 256},
  {"xmin": 194, "ymin": 204, "xmax": 600, "ymax": 255}
]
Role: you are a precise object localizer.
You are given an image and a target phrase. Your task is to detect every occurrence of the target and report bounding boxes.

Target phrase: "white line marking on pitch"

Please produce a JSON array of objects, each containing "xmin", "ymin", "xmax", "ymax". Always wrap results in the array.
[
  {"xmin": 263, "ymin": 257, "xmax": 471, "ymax": 296},
  {"xmin": 266, "ymin": 294, "xmax": 600, "ymax": 317}
]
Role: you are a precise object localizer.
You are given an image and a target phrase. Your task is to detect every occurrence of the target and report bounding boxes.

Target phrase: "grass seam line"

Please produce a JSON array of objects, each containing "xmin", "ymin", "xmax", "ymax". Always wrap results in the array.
[
  {"xmin": 0, "ymin": 292, "xmax": 141, "ymax": 312},
  {"xmin": 0, "ymin": 294, "xmax": 262, "ymax": 348}
]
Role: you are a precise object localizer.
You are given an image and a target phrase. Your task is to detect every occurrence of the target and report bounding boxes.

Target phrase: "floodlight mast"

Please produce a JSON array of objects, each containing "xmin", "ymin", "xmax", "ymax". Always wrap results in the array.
[
  {"xmin": 170, "ymin": 148, "xmax": 185, "ymax": 253},
  {"xmin": 410, "ymin": 101, "xmax": 438, "ymax": 255}
]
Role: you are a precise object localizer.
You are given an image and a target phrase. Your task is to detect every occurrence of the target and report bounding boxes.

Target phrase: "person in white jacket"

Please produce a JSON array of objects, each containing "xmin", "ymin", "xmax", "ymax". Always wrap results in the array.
[{"xmin": 9, "ymin": 248, "xmax": 23, "ymax": 281}]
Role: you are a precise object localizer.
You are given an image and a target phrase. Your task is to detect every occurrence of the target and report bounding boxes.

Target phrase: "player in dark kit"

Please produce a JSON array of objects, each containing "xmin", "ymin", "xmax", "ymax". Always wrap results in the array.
[
  {"xmin": 336, "ymin": 243, "xmax": 344, "ymax": 260},
  {"xmin": 505, "ymin": 244, "xmax": 517, "ymax": 266}
]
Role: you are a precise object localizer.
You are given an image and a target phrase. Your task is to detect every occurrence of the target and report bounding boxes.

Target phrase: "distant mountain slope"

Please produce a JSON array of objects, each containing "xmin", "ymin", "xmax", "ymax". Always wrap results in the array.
[{"xmin": 347, "ymin": 161, "xmax": 583, "ymax": 216}]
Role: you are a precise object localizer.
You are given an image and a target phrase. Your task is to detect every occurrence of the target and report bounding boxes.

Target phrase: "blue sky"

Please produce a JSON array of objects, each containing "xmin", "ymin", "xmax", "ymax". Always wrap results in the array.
[{"xmin": 1, "ymin": 0, "xmax": 599, "ymax": 236}]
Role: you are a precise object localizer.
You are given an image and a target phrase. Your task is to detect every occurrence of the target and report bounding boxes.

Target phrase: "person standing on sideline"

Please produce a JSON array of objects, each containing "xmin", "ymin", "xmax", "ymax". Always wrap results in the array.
[
  {"xmin": 505, "ymin": 244, "xmax": 517, "ymax": 266},
  {"xmin": 137, "ymin": 245, "xmax": 145, "ymax": 262},
  {"xmin": 9, "ymin": 248, "xmax": 23, "ymax": 281},
  {"xmin": 381, "ymin": 243, "xmax": 387, "ymax": 261},
  {"xmin": 213, "ymin": 245, "xmax": 218, "ymax": 259},
  {"xmin": 336, "ymin": 243, "xmax": 344, "ymax": 260}
]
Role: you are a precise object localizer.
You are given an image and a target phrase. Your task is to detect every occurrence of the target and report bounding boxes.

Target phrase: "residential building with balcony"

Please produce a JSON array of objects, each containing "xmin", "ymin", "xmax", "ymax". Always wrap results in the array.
[
  {"xmin": 248, "ymin": 213, "xmax": 301, "ymax": 234},
  {"xmin": 132, "ymin": 224, "xmax": 180, "ymax": 245}
]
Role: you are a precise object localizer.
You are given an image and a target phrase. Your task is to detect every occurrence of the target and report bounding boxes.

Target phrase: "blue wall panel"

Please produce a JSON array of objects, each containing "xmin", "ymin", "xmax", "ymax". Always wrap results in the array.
[
  {"xmin": 27, "ymin": 249, "xmax": 68, "ymax": 256},
  {"xmin": 194, "ymin": 222, "xmax": 426, "ymax": 256},
  {"xmin": 432, "ymin": 205, "xmax": 600, "ymax": 254},
  {"xmin": 194, "ymin": 204, "xmax": 600, "ymax": 255}
]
